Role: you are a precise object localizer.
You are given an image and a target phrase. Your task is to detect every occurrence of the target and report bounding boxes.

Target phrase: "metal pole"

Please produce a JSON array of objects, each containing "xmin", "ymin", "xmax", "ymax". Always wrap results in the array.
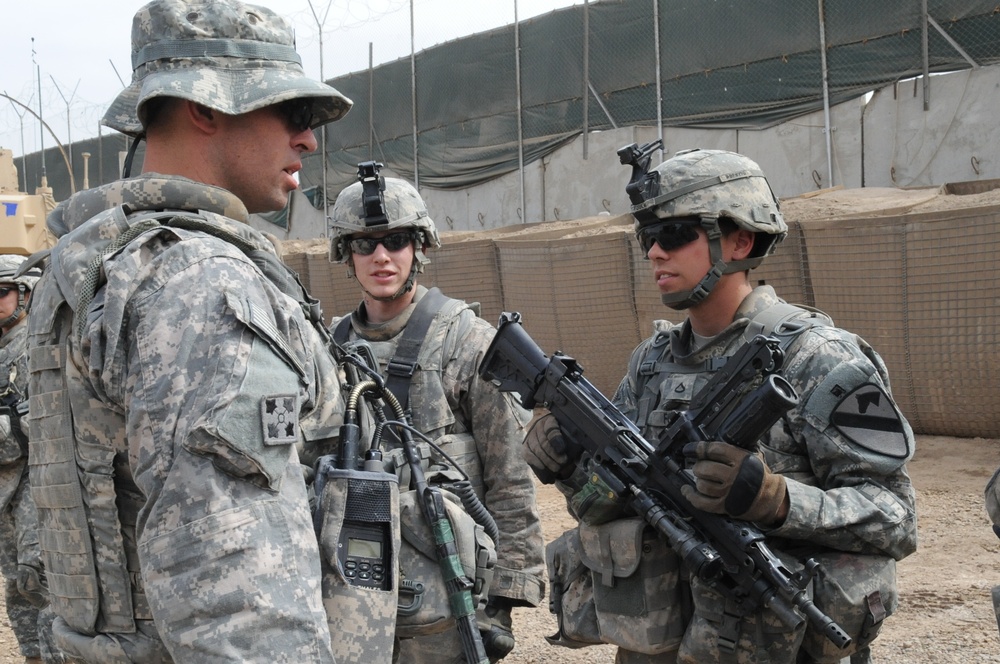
[
  {"xmin": 411, "ymin": 0, "xmax": 419, "ymax": 187},
  {"xmin": 5, "ymin": 94, "xmax": 31, "ymax": 191},
  {"xmin": 582, "ymin": 0, "xmax": 589, "ymax": 159},
  {"xmin": 50, "ymin": 76, "xmax": 79, "ymax": 174},
  {"xmin": 515, "ymin": 0, "xmax": 525, "ymax": 222},
  {"xmin": 307, "ymin": 0, "xmax": 332, "ymax": 210},
  {"xmin": 816, "ymin": 0, "xmax": 833, "ymax": 187},
  {"xmin": 33, "ymin": 38, "xmax": 46, "ymax": 179},
  {"xmin": 369, "ymin": 42, "xmax": 375, "ymax": 160},
  {"xmin": 921, "ymin": 0, "xmax": 929, "ymax": 111},
  {"xmin": 98, "ymin": 122, "xmax": 103, "ymax": 186},
  {"xmin": 19, "ymin": 117, "xmax": 26, "ymax": 191},
  {"xmin": 82, "ymin": 152, "xmax": 90, "ymax": 189},
  {"xmin": 653, "ymin": 0, "xmax": 663, "ymax": 161}
]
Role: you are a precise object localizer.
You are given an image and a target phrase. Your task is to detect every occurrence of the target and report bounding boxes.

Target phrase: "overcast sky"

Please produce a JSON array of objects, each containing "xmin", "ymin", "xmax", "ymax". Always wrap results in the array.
[{"xmin": 0, "ymin": 0, "xmax": 579, "ymax": 160}]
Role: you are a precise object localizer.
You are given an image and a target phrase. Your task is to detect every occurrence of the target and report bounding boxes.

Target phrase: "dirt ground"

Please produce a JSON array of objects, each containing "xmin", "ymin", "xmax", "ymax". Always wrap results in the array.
[{"xmin": 0, "ymin": 435, "xmax": 996, "ymax": 663}]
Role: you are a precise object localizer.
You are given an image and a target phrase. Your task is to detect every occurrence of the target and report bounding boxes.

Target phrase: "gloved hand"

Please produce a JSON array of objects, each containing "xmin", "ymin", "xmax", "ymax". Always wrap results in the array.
[
  {"xmin": 479, "ymin": 597, "xmax": 516, "ymax": 662},
  {"xmin": 680, "ymin": 440, "xmax": 788, "ymax": 525},
  {"xmin": 16, "ymin": 564, "xmax": 47, "ymax": 608},
  {"xmin": 522, "ymin": 411, "xmax": 581, "ymax": 484}
]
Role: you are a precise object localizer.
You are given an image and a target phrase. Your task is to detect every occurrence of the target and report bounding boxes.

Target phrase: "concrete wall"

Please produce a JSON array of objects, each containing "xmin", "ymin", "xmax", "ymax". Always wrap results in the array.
[{"xmin": 864, "ymin": 67, "xmax": 1000, "ymax": 187}]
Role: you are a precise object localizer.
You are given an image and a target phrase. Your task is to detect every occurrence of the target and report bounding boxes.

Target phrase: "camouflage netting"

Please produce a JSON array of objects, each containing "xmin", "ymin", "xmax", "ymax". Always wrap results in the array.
[{"xmin": 283, "ymin": 184, "xmax": 1000, "ymax": 438}]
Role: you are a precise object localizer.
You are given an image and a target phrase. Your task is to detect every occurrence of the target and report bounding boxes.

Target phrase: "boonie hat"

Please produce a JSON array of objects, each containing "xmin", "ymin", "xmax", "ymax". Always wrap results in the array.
[{"xmin": 102, "ymin": 0, "xmax": 352, "ymax": 136}]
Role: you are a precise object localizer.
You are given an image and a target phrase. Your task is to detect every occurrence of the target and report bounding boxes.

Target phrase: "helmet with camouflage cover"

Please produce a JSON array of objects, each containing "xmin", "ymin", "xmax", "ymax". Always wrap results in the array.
[
  {"xmin": 329, "ymin": 162, "xmax": 441, "ymax": 300},
  {"xmin": 0, "ymin": 255, "xmax": 42, "ymax": 330},
  {"xmin": 619, "ymin": 144, "xmax": 786, "ymax": 309},
  {"xmin": 102, "ymin": 0, "xmax": 353, "ymax": 137}
]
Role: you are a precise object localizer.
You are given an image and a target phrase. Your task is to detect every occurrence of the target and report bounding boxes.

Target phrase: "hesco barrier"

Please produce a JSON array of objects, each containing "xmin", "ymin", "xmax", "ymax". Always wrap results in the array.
[{"xmin": 285, "ymin": 207, "xmax": 1000, "ymax": 439}]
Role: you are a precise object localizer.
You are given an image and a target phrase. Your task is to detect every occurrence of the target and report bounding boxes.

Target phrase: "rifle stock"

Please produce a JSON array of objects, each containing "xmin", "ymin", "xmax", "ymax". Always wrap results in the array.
[{"xmin": 480, "ymin": 312, "xmax": 851, "ymax": 651}]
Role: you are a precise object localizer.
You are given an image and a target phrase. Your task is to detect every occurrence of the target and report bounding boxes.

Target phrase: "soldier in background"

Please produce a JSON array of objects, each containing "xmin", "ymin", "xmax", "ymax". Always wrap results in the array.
[
  {"xmin": 328, "ymin": 165, "xmax": 546, "ymax": 663},
  {"xmin": 525, "ymin": 148, "xmax": 917, "ymax": 663},
  {"xmin": 25, "ymin": 0, "xmax": 352, "ymax": 661},
  {"xmin": 0, "ymin": 255, "xmax": 59, "ymax": 664}
]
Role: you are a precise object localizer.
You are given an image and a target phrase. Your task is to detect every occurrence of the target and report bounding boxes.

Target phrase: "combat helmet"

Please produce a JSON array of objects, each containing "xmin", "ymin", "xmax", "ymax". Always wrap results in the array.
[
  {"xmin": 619, "ymin": 142, "xmax": 786, "ymax": 309},
  {"xmin": 329, "ymin": 162, "xmax": 441, "ymax": 300},
  {"xmin": 0, "ymin": 255, "xmax": 42, "ymax": 330}
]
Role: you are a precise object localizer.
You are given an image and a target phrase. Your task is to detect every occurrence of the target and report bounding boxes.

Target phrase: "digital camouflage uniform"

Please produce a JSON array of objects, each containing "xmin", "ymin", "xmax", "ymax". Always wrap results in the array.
[
  {"xmin": 331, "ymin": 284, "xmax": 546, "ymax": 663},
  {"xmin": 27, "ymin": 175, "xmax": 344, "ymax": 663},
  {"xmin": 0, "ymin": 301, "xmax": 57, "ymax": 662},
  {"xmin": 598, "ymin": 285, "xmax": 918, "ymax": 664},
  {"xmin": 534, "ymin": 148, "xmax": 918, "ymax": 664}
]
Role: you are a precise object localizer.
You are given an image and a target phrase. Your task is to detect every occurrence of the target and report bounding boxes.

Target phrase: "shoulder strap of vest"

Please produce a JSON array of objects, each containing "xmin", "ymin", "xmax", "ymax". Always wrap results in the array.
[
  {"xmin": 385, "ymin": 287, "xmax": 453, "ymax": 414},
  {"xmin": 332, "ymin": 316, "xmax": 353, "ymax": 345},
  {"xmin": 742, "ymin": 301, "xmax": 833, "ymax": 353}
]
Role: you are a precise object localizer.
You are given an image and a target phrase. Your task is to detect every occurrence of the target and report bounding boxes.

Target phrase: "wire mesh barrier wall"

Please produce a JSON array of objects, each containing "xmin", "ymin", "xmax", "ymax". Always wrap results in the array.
[{"xmin": 287, "ymin": 205, "xmax": 1000, "ymax": 437}]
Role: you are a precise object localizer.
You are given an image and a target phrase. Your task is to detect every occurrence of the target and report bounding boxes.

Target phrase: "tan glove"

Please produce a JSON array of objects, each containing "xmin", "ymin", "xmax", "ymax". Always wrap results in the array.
[
  {"xmin": 522, "ymin": 411, "xmax": 581, "ymax": 484},
  {"xmin": 680, "ymin": 440, "xmax": 788, "ymax": 526}
]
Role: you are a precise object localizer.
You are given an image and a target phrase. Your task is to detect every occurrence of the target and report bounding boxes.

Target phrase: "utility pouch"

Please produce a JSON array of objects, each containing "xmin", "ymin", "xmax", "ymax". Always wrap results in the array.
[
  {"xmin": 800, "ymin": 553, "xmax": 897, "ymax": 663},
  {"xmin": 395, "ymin": 480, "xmax": 496, "ymax": 637},
  {"xmin": 315, "ymin": 463, "xmax": 400, "ymax": 664},
  {"xmin": 544, "ymin": 527, "xmax": 601, "ymax": 648},
  {"xmin": 578, "ymin": 517, "xmax": 688, "ymax": 655}
]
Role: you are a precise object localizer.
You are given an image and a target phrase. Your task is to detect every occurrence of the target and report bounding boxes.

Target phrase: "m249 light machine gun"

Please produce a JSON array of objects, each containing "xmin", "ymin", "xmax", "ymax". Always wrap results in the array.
[{"xmin": 478, "ymin": 312, "xmax": 851, "ymax": 652}]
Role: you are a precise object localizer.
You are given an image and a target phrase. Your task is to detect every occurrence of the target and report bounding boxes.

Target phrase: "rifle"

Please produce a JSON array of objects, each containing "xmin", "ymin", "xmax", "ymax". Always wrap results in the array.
[{"xmin": 478, "ymin": 312, "xmax": 851, "ymax": 651}]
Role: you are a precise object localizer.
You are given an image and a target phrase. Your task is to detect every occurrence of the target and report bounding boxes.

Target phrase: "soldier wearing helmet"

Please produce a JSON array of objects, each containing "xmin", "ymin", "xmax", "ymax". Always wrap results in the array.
[
  {"xmin": 27, "ymin": 1, "xmax": 352, "ymax": 661},
  {"xmin": 329, "ymin": 163, "xmax": 545, "ymax": 663},
  {"xmin": 525, "ymin": 146, "xmax": 916, "ymax": 664},
  {"xmin": 0, "ymin": 255, "xmax": 57, "ymax": 664}
]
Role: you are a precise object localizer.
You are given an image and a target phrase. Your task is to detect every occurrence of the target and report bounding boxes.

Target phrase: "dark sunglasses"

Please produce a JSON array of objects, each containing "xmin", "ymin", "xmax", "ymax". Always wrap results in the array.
[
  {"xmin": 637, "ymin": 221, "xmax": 702, "ymax": 254},
  {"xmin": 0, "ymin": 287, "xmax": 13, "ymax": 298},
  {"xmin": 278, "ymin": 100, "xmax": 315, "ymax": 133},
  {"xmin": 349, "ymin": 231, "xmax": 415, "ymax": 256}
]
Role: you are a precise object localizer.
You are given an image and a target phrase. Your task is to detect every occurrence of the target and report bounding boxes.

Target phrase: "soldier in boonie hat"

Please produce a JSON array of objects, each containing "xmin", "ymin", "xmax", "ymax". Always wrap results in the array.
[
  {"xmin": 27, "ymin": 2, "xmax": 358, "ymax": 663},
  {"xmin": 102, "ymin": 0, "xmax": 351, "ymax": 137}
]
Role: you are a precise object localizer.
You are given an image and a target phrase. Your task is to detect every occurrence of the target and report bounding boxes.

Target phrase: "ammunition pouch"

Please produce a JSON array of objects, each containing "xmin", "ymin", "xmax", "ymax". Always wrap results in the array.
[
  {"xmin": 545, "ymin": 518, "xmax": 688, "ymax": 654},
  {"xmin": 800, "ymin": 553, "xmax": 897, "ymax": 663},
  {"xmin": 395, "ymin": 474, "xmax": 496, "ymax": 638}
]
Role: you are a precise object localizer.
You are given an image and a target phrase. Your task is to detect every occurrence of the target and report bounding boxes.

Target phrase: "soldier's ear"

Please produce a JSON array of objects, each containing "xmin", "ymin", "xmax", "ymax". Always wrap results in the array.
[
  {"xmin": 186, "ymin": 102, "xmax": 219, "ymax": 134},
  {"xmin": 729, "ymin": 229, "xmax": 756, "ymax": 261}
]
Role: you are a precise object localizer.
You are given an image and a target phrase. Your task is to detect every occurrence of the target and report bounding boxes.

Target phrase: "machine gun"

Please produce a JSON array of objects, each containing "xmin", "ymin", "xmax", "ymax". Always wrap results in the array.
[{"xmin": 478, "ymin": 312, "xmax": 852, "ymax": 651}]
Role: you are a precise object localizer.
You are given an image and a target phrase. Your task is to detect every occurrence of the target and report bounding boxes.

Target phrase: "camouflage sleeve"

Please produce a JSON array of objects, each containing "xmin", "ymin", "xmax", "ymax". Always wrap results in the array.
[
  {"xmin": 764, "ymin": 328, "xmax": 917, "ymax": 560},
  {"xmin": 985, "ymin": 468, "xmax": 1000, "ymax": 528},
  {"xmin": 444, "ymin": 311, "xmax": 546, "ymax": 607},
  {"xmin": 98, "ymin": 237, "xmax": 335, "ymax": 662}
]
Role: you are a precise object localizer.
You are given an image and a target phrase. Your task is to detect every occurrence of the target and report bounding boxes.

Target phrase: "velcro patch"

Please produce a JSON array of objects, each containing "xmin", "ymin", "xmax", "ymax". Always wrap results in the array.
[
  {"xmin": 261, "ymin": 394, "xmax": 299, "ymax": 445},
  {"xmin": 830, "ymin": 383, "xmax": 909, "ymax": 458}
]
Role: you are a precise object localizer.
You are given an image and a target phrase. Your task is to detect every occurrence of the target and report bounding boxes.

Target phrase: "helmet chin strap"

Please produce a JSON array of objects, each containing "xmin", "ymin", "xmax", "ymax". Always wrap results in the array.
[{"xmin": 660, "ymin": 216, "xmax": 735, "ymax": 310}]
